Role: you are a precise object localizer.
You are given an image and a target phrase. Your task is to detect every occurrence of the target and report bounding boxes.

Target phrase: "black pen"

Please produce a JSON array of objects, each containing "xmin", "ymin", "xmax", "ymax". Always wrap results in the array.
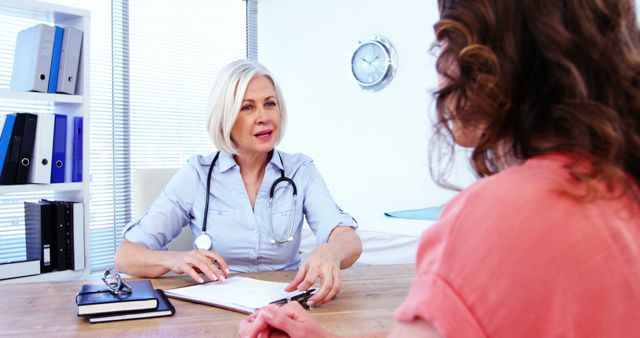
[{"xmin": 269, "ymin": 288, "xmax": 316, "ymax": 309}]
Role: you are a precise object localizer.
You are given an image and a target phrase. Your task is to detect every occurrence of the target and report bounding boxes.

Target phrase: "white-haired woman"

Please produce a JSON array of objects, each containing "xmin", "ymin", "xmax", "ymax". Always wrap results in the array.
[{"xmin": 115, "ymin": 60, "xmax": 362, "ymax": 305}]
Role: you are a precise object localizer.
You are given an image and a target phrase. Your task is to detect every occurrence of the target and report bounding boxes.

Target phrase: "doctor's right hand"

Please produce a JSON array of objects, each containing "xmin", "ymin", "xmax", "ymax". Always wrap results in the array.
[{"xmin": 165, "ymin": 249, "xmax": 229, "ymax": 283}]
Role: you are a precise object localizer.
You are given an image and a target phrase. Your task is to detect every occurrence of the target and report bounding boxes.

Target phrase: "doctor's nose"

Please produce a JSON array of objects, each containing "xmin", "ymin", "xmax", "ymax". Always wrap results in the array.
[{"xmin": 256, "ymin": 107, "xmax": 271, "ymax": 123}]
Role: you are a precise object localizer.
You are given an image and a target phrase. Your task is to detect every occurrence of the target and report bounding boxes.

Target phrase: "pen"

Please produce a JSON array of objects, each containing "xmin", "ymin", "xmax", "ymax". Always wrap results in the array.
[{"xmin": 269, "ymin": 288, "xmax": 316, "ymax": 309}]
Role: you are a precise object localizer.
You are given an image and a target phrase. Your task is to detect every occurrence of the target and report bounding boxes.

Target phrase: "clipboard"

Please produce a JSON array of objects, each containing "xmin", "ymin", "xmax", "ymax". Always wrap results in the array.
[{"xmin": 163, "ymin": 276, "xmax": 315, "ymax": 314}]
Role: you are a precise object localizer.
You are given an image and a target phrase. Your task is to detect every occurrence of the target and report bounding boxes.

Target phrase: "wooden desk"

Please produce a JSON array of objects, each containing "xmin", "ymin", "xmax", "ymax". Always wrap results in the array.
[{"xmin": 0, "ymin": 264, "xmax": 414, "ymax": 337}]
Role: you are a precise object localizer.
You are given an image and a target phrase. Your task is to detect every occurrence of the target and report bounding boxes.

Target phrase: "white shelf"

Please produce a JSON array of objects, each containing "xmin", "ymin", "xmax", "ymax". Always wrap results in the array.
[
  {"xmin": 0, "ymin": 0, "xmax": 89, "ymax": 22},
  {"xmin": 0, "ymin": 269, "xmax": 86, "ymax": 284},
  {"xmin": 0, "ymin": 88, "xmax": 83, "ymax": 104},
  {"xmin": 0, "ymin": 182, "xmax": 83, "ymax": 194}
]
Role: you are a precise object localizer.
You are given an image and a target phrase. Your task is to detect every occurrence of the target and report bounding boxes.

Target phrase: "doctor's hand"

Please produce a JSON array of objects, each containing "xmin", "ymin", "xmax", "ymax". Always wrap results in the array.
[
  {"xmin": 285, "ymin": 243, "xmax": 342, "ymax": 305},
  {"xmin": 165, "ymin": 249, "xmax": 229, "ymax": 283},
  {"xmin": 238, "ymin": 303, "xmax": 334, "ymax": 338}
]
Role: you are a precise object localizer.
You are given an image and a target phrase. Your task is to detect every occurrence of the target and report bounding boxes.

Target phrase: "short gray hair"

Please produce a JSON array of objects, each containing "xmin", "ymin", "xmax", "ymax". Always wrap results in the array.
[{"xmin": 206, "ymin": 59, "xmax": 287, "ymax": 154}]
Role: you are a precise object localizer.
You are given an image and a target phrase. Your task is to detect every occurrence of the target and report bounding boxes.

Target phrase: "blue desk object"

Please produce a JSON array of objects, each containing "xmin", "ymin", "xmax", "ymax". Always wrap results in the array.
[{"xmin": 384, "ymin": 206, "xmax": 443, "ymax": 221}]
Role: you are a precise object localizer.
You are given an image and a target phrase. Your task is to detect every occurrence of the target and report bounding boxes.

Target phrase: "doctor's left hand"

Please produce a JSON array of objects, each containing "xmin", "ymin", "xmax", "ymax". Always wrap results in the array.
[{"xmin": 285, "ymin": 243, "xmax": 342, "ymax": 305}]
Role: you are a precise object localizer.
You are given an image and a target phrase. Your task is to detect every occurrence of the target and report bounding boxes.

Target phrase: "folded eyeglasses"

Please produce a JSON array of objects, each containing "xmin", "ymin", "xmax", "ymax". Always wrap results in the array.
[{"xmin": 75, "ymin": 269, "xmax": 133, "ymax": 302}]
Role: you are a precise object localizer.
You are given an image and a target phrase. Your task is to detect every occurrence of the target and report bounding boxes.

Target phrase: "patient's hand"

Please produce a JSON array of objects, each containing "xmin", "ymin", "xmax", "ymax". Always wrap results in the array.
[
  {"xmin": 166, "ymin": 249, "xmax": 229, "ymax": 283},
  {"xmin": 238, "ymin": 303, "xmax": 334, "ymax": 338}
]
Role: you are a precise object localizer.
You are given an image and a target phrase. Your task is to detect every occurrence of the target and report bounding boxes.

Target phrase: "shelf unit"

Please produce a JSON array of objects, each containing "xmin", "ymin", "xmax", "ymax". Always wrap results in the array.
[
  {"xmin": 0, "ymin": 0, "xmax": 90, "ymax": 283},
  {"xmin": 0, "ymin": 88, "xmax": 83, "ymax": 104}
]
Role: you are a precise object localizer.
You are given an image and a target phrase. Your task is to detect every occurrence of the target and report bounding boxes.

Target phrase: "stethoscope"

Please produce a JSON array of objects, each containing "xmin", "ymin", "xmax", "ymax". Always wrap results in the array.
[{"xmin": 193, "ymin": 151, "xmax": 298, "ymax": 250}]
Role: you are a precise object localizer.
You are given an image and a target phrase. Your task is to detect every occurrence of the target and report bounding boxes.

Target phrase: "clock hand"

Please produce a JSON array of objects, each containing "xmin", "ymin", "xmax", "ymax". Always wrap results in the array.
[{"xmin": 360, "ymin": 57, "xmax": 371, "ymax": 65}]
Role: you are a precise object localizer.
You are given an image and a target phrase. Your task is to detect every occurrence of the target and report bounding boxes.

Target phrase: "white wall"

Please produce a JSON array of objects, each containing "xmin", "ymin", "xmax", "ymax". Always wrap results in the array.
[{"xmin": 258, "ymin": 0, "xmax": 475, "ymax": 230}]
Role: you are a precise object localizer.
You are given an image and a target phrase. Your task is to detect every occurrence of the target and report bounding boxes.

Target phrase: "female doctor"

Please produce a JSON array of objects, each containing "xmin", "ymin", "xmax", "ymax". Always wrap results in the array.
[{"xmin": 114, "ymin": 59, "xmax": 362, "ymax": 305}]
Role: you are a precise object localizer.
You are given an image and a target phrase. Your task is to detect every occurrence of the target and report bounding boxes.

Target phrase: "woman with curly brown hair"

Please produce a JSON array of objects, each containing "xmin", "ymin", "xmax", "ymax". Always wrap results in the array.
[{"xmin": 238, "ymin": 0, "xmax": 640, "ymax": 337}]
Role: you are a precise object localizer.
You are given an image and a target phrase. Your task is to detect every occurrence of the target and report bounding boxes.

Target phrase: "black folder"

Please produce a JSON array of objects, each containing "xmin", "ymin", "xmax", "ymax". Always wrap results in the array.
[
  {"xmin": 61, "ymin": 201, "xmax": 81, "ymax": 269},
  {"xmin": 62, "ymin": 202, "xmax": 73, "ymax": 269},
  {"xmin": 24, "ymin": 201, "xmax": 57, "ymax": 273},
  {"xmin": 0, "ymin": 113, "xmax": 26, "ymax": 184},
  {"xmin": 15, "ymin": 113, "xmax": 37, "ymax": 184},
  {"xmin": 52, "ymin": 201, "xmax": 69, "ymax": 271}
]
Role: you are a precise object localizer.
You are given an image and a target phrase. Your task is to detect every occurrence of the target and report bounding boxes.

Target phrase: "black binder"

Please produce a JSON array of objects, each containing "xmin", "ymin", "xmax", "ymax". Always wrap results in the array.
[
  {"xmin": 15, "ymin": 113, "xmax": 37, "ymax": 184},
  {"xmin": 62, "ymin": 202, "xmax": 73, "ymax": 269},
  {"xmin": 24, "ymin": 201, "xmax": 57, "ymax": 273},
  {"xmin": 61, "ymin": 201, "xmax": 81, "ymax": 269},
  {"xmin": 52, "ymin": 201, "xmax": 69, "ymax": 271},
  {"xmin": 0, "ymin": 113, "xmax": 26, "ymax": 184}
]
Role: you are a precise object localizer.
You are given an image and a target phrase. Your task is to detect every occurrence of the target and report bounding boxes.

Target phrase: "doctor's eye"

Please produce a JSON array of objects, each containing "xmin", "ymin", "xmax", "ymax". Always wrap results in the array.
[
  {"xmin": 264, "ymin": 100, "xmax": 277, "ymax": 108},
  {"xmin": 241, "ymin": 104, "xmax": 254, "ymax": 111}
]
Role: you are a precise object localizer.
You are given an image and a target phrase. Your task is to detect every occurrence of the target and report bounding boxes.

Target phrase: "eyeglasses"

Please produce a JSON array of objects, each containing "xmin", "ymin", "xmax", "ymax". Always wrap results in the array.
[
  {"xmin": 75, "ymin": 269, "xmax": 132, "ymax": 303},
  {"xmin": 101, "ymin": 269, "xmax": 132, "ymax": 295},
  {"xmin": 269, "ymin": 288, "xmax": 315, "ymax": 310}
]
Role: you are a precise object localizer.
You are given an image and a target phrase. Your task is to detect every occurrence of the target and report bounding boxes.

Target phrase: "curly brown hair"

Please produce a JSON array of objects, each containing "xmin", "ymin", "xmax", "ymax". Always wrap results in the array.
[{"xmin": 432, "ymin": 0, "xmax": 640, "ymax": 198}]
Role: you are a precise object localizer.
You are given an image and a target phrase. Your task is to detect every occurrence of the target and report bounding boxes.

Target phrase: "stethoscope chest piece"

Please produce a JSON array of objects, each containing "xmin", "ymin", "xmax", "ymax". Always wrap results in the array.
[
  {"xmin": 194, "ymin": 233, "xmax": 213, "ymax": 250},
  {"xmin": 270, "ymin": 236, "xmax": 294, "ymax": 245}
]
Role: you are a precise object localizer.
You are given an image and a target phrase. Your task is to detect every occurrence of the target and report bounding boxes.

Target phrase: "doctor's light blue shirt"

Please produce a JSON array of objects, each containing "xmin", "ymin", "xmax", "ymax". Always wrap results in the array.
[{"xmin": 123, "ymin": 150, "xmax": 357, "ymax": 272}]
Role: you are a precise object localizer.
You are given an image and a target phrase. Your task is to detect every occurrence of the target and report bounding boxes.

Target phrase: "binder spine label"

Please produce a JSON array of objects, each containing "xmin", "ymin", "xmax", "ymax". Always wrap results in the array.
[{"xmin": 43, "ymin": 244, "xmax": 51, "ymax": 266}]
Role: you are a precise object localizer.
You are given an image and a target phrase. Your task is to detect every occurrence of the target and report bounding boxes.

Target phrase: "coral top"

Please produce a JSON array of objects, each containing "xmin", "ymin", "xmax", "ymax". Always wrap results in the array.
[{"xmin": 395, "ymin": 153, "xmax": 640, "ymax": 337}]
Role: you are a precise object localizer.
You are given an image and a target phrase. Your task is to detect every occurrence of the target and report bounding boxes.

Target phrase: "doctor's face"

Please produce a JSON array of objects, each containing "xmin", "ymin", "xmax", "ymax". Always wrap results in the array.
[{"xmin": 231, "ymin": 75, "xmax": 282, "ymax": 157}]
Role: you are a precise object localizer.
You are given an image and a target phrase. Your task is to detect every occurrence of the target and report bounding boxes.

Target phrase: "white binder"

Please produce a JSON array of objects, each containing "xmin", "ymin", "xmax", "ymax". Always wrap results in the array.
[
  {"xmin": 72, "ymin": 202, "xmax": 85, "ymax": 271},
  {"xmin": 27, "ymin": 113, "xmax": 54, "ymax": 184},
  {"xmin": 56, "ymin": 27, "xmax": 83, "ymax": 95},
  {"xmin": 10, "ymin": 24, "xmax": 55, "ymax": 93}
]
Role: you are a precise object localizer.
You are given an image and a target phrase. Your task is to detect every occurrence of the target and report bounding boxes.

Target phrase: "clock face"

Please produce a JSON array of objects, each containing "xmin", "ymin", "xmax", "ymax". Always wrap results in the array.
[
  {"xmin": 350, "ymin": 36, "xmax": 397, "ymax": 91},
  {"xmin": 351, "ymin": 42, "xmax": 390, "ymax": 86}
]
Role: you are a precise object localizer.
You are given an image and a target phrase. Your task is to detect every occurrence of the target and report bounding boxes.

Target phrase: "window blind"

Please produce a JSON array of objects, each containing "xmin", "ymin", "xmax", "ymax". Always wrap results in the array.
[
  {"xmin": 4, "ymin": 0, "xmax": 248, "ymax": 272},
  {"xmin": 100, "ymin": 0, "xmax": 247, "ymax": 271},
  {"xmin": 246, "ymin": 0, "xmax": 258, "ymax": 61}
]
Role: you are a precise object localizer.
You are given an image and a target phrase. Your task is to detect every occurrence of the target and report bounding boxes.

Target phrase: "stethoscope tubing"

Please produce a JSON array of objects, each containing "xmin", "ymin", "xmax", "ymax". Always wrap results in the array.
[{"xmin": 200, "ymin": 151, "xmax": 297, "ymax": 247}]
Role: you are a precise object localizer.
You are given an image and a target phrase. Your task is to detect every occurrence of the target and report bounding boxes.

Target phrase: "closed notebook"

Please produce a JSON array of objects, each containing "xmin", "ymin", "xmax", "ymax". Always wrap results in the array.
[
  {"xmin": 76, "ymin": 279, "xmax": 158, "ymax": 316},
  {"xmin": 88, "ymin": 289, "xmax": 175, "ymax": 324}
]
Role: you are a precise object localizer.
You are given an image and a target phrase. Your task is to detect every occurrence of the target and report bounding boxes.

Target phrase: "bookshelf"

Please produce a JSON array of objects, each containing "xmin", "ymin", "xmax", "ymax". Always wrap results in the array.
[
  {"xmin": 0, "ymin": 88, "xmax": 83, "ymax": 104},
  {"xmin": 0, "ymin": 0, "xmax": 90, "ymax": 283}
]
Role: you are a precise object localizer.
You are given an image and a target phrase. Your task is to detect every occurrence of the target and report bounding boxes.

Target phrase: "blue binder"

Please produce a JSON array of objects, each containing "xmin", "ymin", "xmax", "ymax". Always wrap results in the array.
[
  {"xmin": 0, "ymin": 114, "xmax": 17, "ymax": 180},
  {"xmin": 71, "ymin": 116, "xmax": 82, "ymax": 182},
  {"xmin": 1, "ymin": 113, "xmax": 27, "ymax": 184},
  {"xmin": 48, "ymin": 26, "xmax": 64, "ymax": 93},
  {"xmin": 51, "ymin": 114, "xmax": 67, "ymax": 183}
]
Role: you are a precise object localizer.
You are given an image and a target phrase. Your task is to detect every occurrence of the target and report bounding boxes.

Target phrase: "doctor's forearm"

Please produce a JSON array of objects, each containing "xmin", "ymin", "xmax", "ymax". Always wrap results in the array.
[
  {"xmin": 327, "ymin": 227, "xmax": 362, "ymax": 269},
  {"xmin": 114, "ymin": 239, "xmax": 173, "ymax": 277}
]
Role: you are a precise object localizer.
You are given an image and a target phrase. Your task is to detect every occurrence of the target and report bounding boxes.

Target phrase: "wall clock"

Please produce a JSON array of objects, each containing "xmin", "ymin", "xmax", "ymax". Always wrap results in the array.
[{"xmin": 350, "ymin": 35, "xmax": 397, "ymax": 91}]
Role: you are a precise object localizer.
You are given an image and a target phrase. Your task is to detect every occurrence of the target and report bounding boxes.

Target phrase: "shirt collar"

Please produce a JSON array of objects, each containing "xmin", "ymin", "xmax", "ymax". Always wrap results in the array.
[
  {"xmin": 269, "ymin": 149, "xmax": 285, "ymax": 172},
  {"xmin": 216, "ymin": 149, "xmax": 285, "ymax": 173}
]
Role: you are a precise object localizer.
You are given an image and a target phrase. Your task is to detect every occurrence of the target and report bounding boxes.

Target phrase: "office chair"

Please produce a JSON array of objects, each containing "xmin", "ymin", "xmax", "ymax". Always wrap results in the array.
[{"xmin": 133, "ymin": 167, "xmax": 193, "ymax": 252}]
